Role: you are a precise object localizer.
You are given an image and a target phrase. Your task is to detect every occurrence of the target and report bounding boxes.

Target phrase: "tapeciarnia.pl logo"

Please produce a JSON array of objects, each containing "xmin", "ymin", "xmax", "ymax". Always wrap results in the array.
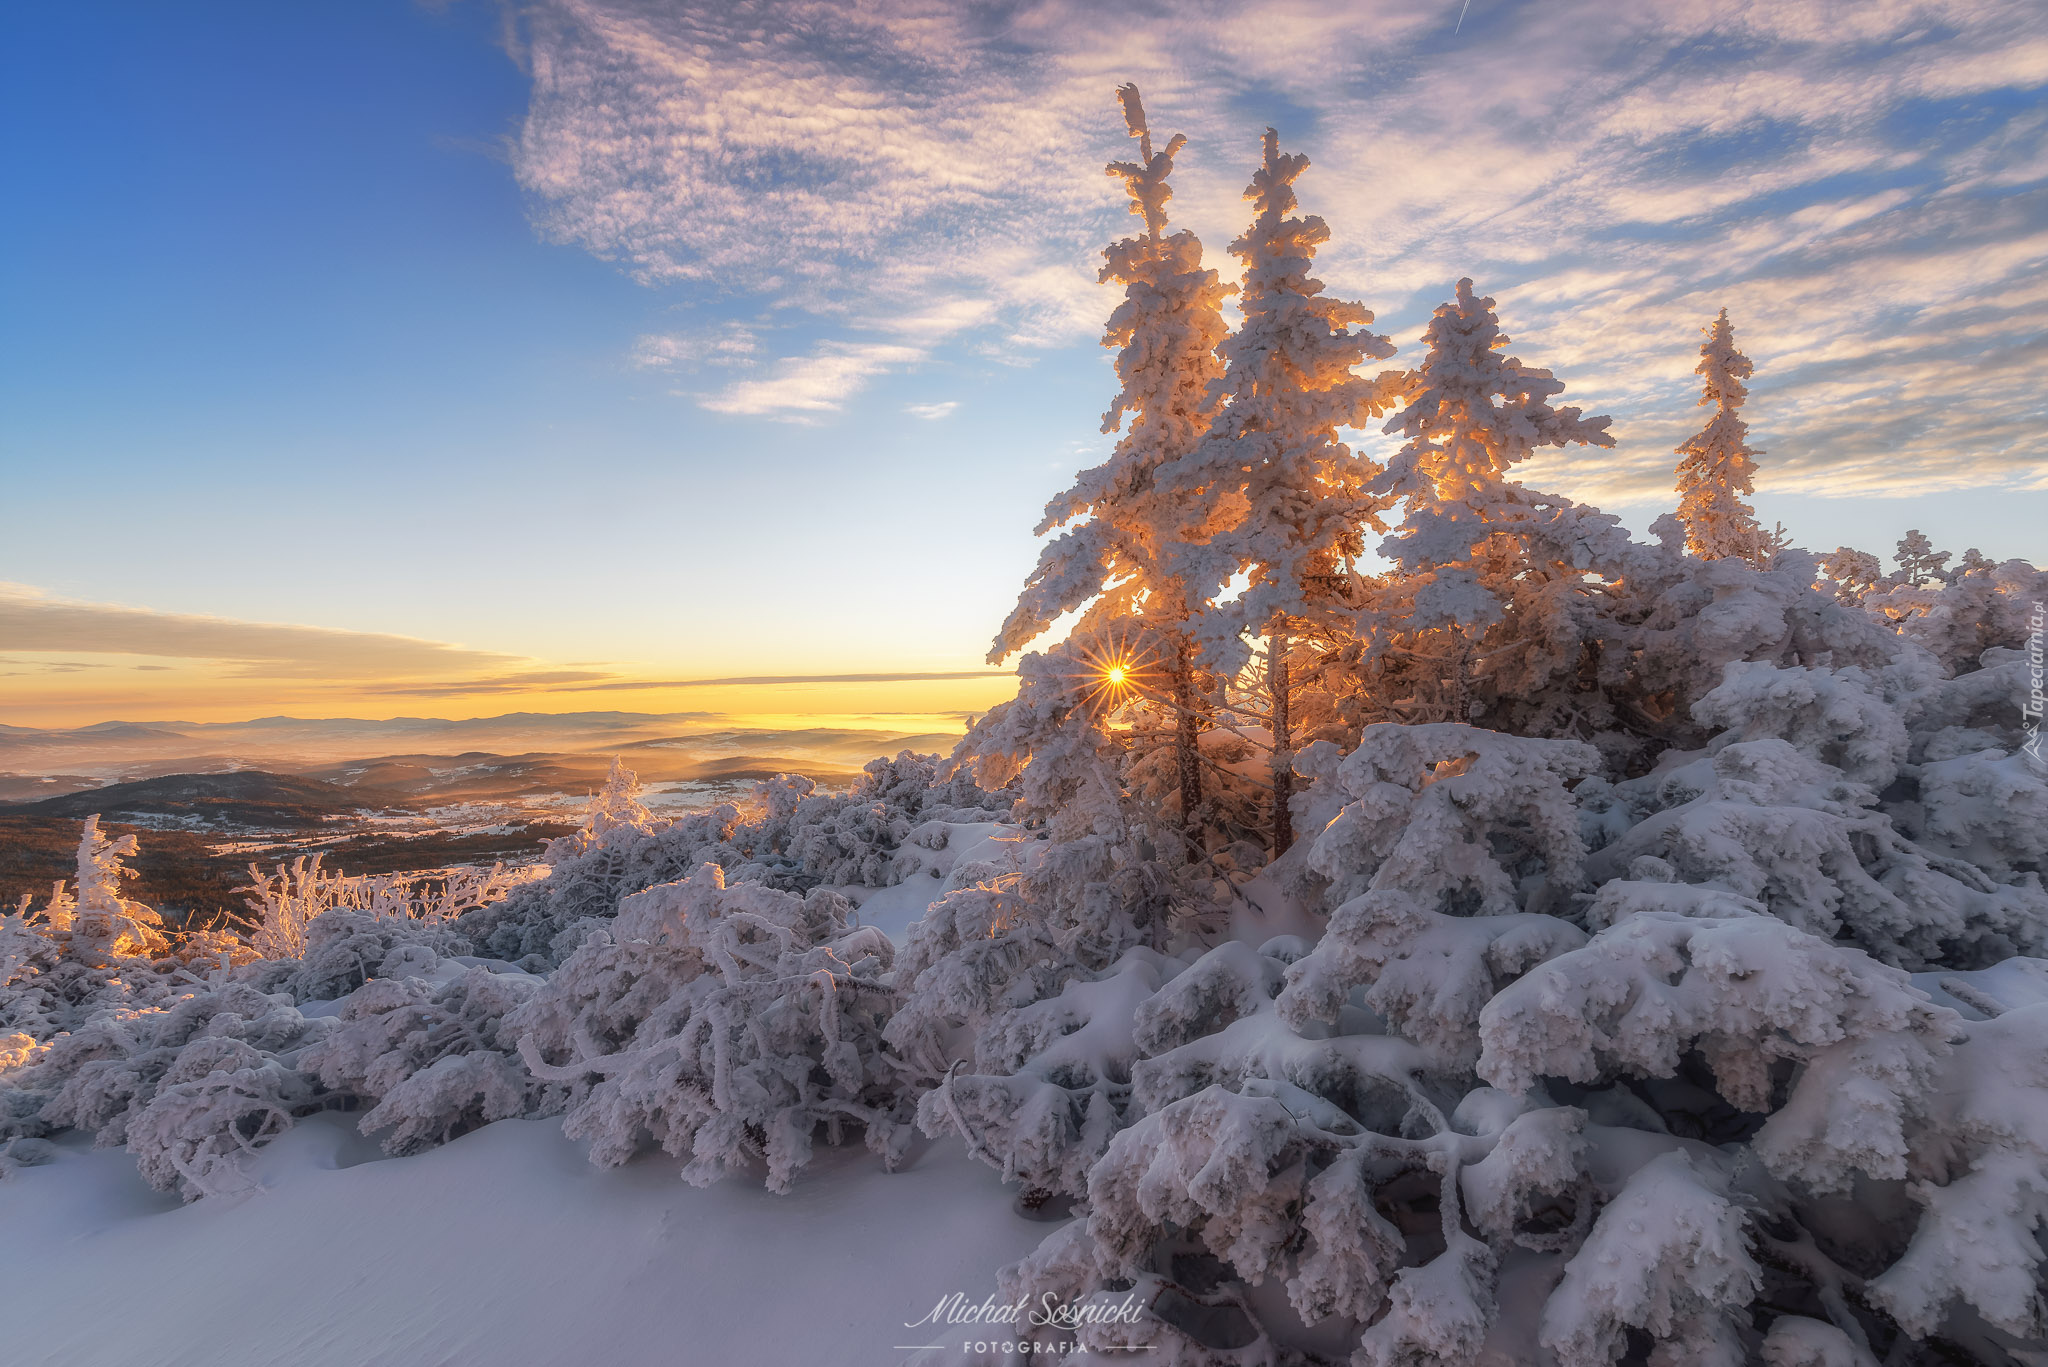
[{"xmin": 2023, "ymin": 600, "xmax": 2044, "ymax": 769}]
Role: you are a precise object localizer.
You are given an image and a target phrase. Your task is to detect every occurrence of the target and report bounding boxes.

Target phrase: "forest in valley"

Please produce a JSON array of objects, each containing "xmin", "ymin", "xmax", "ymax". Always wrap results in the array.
[{"xmin": 4, "ymin": 87, "xmax": 2046, "ymax": 1367}]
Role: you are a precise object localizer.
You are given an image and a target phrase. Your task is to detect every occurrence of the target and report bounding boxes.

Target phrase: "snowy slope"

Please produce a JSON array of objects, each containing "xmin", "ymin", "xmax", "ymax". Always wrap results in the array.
[{"xmin": 0, "ymin": 1112, "xmax": 1045, "ymax": 1367}]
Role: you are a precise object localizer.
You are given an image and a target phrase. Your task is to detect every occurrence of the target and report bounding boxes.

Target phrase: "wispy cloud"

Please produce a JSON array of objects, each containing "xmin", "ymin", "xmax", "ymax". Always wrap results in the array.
[
  {"xmin": 371, "ymin": 668, "xmax": 1010, "ymax": 697},
  {"xmin": 556, "ymin": 670, "xmax": 1013, "ymax": 692},
  {"xmin": 904, "ymin": 400, "xmax": 958, "ymax": 420},
  {"xmin": 516, "ymin": 0, "xmax": 2048, "ymax": 498},
  {"xmin": 699, "ymin": 340, "xmax": 923, "ymax": 419},
  {"xmin": 0, "ymin": 583, "xmax": 534, "ymax": 682}
]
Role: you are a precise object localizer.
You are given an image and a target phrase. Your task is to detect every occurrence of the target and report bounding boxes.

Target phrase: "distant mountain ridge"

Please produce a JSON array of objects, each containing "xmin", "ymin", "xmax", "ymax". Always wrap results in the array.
[{"xmin": 8, "ymin": 771, "xmax": 384, "ymax": 827}]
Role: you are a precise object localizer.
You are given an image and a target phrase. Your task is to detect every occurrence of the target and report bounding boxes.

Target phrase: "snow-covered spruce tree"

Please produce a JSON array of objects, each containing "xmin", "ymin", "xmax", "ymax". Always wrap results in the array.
[
  {"xmin": 1354, "ymin": 278, "xmax": 1628, "ymax": 749},
  {"xmin": 509, "ymin": 861, "xmax": 908, "ymax": 1193},
  {"xmin": 67, "ymin": 814, "xmax": 169, "ymax": 961},
  {"xmin": 950, "ymin": 621, "xmax": 1217, "ymax": 940},
  {"xmin": 1673, "ymin": 309, "xmax": 1769, "ymax": 567},
  {"xmin": 543, "ymin": 754, "xmax": 651, "ymax": 862},
  {"xmin": 991, "ymin": 85, "xmax": 1233, "ymax": 830},
  {"xmin": 1157, "ymin": 126, "xmax": 1404, "ymax": 855},
  {"xmin": 1887, "ymin": 530, "xmax": 1950, "ymax": 588}
]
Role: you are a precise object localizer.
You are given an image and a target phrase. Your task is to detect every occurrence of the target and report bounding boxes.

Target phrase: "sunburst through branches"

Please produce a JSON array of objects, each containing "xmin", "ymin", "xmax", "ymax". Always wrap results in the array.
[{"xmin": 1062, "ymin": 624, "xmax": 1171, "ymax": 718}]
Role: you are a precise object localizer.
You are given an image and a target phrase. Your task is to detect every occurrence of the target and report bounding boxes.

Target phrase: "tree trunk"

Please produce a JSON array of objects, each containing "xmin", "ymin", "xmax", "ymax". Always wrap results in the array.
[
  {"xmin": 1449, "ymin": 636, "xmax": 1471, "ymax": 723},
  {"xmin": 1269, "ymin": 633, "xmax": 1293, "ymax": 855},
  {"xmin": 1173, "ymin": 631, "xmax": 1203, "ymax": 827}
]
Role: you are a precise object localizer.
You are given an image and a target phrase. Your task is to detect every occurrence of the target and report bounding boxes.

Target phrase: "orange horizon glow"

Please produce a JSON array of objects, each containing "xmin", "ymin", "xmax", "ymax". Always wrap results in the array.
[{"xmin": 0, "ymin": 663, "xmax": 1021, "ymax": 732}]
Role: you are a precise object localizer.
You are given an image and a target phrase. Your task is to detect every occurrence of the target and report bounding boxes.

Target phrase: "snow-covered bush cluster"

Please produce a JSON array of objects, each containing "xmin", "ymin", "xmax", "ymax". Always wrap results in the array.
[
  {"xmin": 1, "ymin": 83, "xmax": 2042, "ymax": 1367},
  {"xmin": 0, "ymin": 751, "xmax": 1006, "ymax": 1202}
]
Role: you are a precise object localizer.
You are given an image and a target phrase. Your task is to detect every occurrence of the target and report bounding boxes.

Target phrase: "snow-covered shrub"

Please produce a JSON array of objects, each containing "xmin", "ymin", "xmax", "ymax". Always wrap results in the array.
[
  {"xmin": 914, "ymin": 947, "xmax": 1181, "ymax": 1200},
  {"xmin": 760, "ymin": 775, "xmax": 913, "ymax": 888},
  {"xmin": 1622, "ymin": 548, "xmax": 1914, "ymax": 754},
  {"xmin": 285, "ymin": 909, "xmax": 475, "ymax": 1003},
  {"xmin": 1587, "ymin": 663, "xmax": 2047, "ymax": 970},
  {"xmin": 1866, "ymin": 554, "xmax": 2047, "ymax": 675},
  {"xmin": 126, "ymin": 1039, "xmax": 317, "ymax": 1200},
  {"xmin": 850, "ymin": 748, "xmax": 1009, "ymax": 824},
  {"xmin": 0, "ymin": 978, "xmax": 327, "ymax": 1198},
  {"xmin": 737, "ymin": 753, "xmax": 1009, "ymax": 892},
  {"xmin": 510, "ymin": 862, "xmax": 908, "ymax": 1193},
  {"xmin": 243, "ymin": 852, "xmax": 528, "ymax": 960},
  {"xmin": 1866, "ymin": 999, "xmax": 2048, "ymax": 1342},
  {"xmin": 304, "ymin": 964, "xmax": 550, "ymax": 1155},
  {"xmin": 456, "ymin": 783, "xmax": 745, "ymax": 966},
  {"xmin": 1479, "ymin": 899, "xmax": 1960, "ymax": 1192}
]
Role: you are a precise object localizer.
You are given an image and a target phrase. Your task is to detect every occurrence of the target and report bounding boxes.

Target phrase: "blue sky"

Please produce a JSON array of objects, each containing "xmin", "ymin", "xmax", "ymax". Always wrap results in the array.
[{"xmin": 1, "ymin": 0, "xmax": 2044, "ymax": 724}]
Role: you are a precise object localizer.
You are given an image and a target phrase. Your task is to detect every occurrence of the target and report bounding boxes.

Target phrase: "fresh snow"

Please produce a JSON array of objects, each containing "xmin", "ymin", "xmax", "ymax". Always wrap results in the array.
[{"xmin": 0, "ymin": 1113, "xmax": 1045, "ymax": 1367}]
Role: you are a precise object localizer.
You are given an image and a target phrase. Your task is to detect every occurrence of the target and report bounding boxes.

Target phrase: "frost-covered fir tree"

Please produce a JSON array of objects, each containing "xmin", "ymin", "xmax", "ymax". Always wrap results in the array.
[
  {"xmin": 1359, "ymin": 279, "xmax": 1622, "ymax": 741},
  {"xmin": 65, "ymin": 816, "xmax": 168, "ymax": 961},
  {"xmin": 1158, "ymin": 126, "xmax": 1403, "ymax": 853},
  {"xmin": 990, "ymin": 85, "xmax": 1233, "ymax": 827},
  {"xmin": 1674, "ymin": 309, "xmax": 1769, "ymax": 566},
  {"xmin": 1888, "ymin": 529, "xmax": 1951, "ymax": 588}
]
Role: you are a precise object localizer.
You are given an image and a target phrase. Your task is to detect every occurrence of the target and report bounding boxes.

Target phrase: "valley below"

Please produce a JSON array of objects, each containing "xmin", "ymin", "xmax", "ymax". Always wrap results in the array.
[{"xmin": 0, "ymin": 710, "xmax": 965, "ymax": 925}]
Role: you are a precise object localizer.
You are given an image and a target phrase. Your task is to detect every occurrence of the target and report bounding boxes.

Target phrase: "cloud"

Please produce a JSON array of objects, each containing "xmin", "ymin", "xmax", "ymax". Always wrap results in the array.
[
  {"xmin": 0, "ymin": 657, "xmax": 110, "ymax": 674},
  {"xmin": 630, "ymin": 324, "xmax": 758, "ymax": 369},
  {"xmin": 364, "ymin": 669, "xmax": 620, "ymax": 697},
  {"xmin": 0, "ymin": 583, "xmax": 536, "ymax": 682},
  {"xmin": 373, "ymin": 668, "xmax": 1010, "ymax": 697},
  {"xmin": 700, "ymin": 340, "xmax": 923, "ymax": 419},
  {"xmin": 514, "ymin": 0, "xmax": 2048, "ymax": 498},
  {"xmin": 904, "ymin": 400, "xmax": 958, "ymax": 420},
  {"xmin": 549, "ymin": 670, "xmax": 1011, "ymax": 692}
]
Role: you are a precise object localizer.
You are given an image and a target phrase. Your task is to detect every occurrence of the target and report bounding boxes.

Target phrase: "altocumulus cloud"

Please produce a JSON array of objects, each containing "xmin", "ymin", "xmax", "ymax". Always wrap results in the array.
[{"xmin": 514, "ymin": 0, "xmax": 2048, "ymax": 498}]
